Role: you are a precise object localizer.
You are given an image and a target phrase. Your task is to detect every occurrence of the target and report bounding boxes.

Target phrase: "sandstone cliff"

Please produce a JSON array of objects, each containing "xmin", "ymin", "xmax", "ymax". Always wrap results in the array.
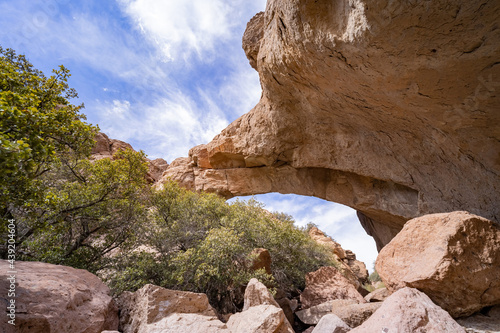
[{"xmin": 159, "ymin": 0, "xmax": 500, "ymax": 249}]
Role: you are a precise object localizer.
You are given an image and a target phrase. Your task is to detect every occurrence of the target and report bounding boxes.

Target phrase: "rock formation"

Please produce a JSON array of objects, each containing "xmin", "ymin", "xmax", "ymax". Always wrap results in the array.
[
  {"xmin": 299, "ymin": 266, "xmax": 366, "ymax": 309},
  {"xmin": 364, "ymin": 287, "xmax": 390, "ymax": 303},
  {"xmin": 0, "ymin": 260, "xmax": 118, "ymax": 333},
  {"xmin": 227, "ymin": 279, "xmax": 294, "ymax": 333},
  {"xmin": 117, "ymin": 284, "xmax": 230, "ymax": 333},
  {"xmin": 308, "ymin": 227, "xmax": 368, "ymax": 289},
  {"xmin": 349, "ymin": 287, "xmax": 465, "ymax": 332},
  {"xmin": 376, "ymin": 211, "xmax": 500, "ymax": 318},
  {"xmin": 311, "ymin": 314, "xmax": 351, "ymax": 333},
  {"xmin": 92, "ymin": 132, "xmax": 169, "ymax": 183},
  {"xmin": 242, "ymin": 278, "xmax": 280, "ymax": 311},
  {"xmin": 249, "ymin": 248, "xmax": 272, "ymax": 275},
  {"xmin": 158, "ymin": 0, "xmax": 500, "ymax": 249}
]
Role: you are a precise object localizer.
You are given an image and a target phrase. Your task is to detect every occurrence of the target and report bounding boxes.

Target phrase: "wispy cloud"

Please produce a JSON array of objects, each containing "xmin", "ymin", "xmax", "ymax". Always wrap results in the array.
[
  {"xmin": 96, "ymin": 92, "xmax": 229, "ymax": 160},
  {"xmin": 118, "ymin": 0, "xmax": 267, "ymax": 61}
]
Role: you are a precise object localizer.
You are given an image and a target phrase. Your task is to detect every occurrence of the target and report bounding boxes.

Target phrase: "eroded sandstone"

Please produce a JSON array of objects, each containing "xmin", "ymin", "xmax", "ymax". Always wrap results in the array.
[{"xmin": 159, "ymin": 0, "xmax": 500, "ymax": 248}]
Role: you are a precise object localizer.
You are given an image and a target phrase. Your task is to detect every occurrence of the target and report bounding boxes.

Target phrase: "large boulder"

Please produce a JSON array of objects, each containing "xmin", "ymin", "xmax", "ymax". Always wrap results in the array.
[
  {"xmin": 234, "ymin": 278, "xmax": 294, "ymax": 332},
  {"xmin": 350, "ymin": 288, "xmax": 466, "ymax": 332},
  {"xmin": 311, "ymin": 314, "xmax": 351, "ymax": 333},
  {"xmin": 343, "ymin": 250, "xmax": 369, "ymax": 285},
  {"xmin": 376, "ymin": 211, "xmax": 500, "ymax": 318},
  {"xmin": 226, "ymin": 305, "xmax": 294, "ymax": 333},
  {"xmin": 117, "ymin": 284, "xmax": 229, "ymax": 333},
  {"xmin": 0, "ymin": 260, "xmax": 118, "ymax": 333},
  {"xmin": 249, "ymin": 248, "xmax": 272, "ymax": 275},
  {"xmin": 330, "ymin": 302, "xmax": 382, "ymax": 328},
  {"xmin": 158, "ymin": 0, "xmax": 500, "ymax": 250},
  {"xmin": 364, "ymin": 287, "xmax": 391, "ymax": 303},
  {"xmin": 309, "ymin": 227, "xmax": 346, "ymax": 259},
  {"xmin": 243, "ymin": 278, "xmax": 280, "ymax": 311},
  {"xmin": 296, "ymin": 300, "xmax": 356, "ymax": 325},
  {"xmin": 300, "ymin": 266, "xmax": 366, "ymax": 309}
]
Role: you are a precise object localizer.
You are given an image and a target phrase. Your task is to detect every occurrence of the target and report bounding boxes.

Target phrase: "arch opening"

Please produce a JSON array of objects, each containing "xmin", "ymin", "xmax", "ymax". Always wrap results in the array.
[{"xmin": 228, "ymin": 193, "xmax": 378, "ymax": 273}]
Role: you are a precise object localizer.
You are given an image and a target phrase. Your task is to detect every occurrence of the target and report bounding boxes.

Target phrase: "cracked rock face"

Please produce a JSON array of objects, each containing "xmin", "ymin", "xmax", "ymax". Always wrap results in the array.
[{"xmin": 159, "ymin": 0, "xmax": 500, "ymax": 248}]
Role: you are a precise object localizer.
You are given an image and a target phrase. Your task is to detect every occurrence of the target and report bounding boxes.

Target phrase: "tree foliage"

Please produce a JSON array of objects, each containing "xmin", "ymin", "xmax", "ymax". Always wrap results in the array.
[
  {"xmin": 0, "ymin": 46, "xmax": 98, "ymax": 215},
  {"xmin": 1, "ymin": 47, "xmax": 340, "ymax": 315}
]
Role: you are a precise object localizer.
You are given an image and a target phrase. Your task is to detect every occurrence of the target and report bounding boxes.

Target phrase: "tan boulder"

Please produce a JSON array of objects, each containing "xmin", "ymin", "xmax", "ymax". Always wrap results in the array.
[
  {"xmin": 0, "ymin": 260, "xmax": 118, "ymax": 333},
  {"xmin": 243, "ymin": 278, "xmax": 280, "ymax": 311},
  {"xmin": 350, "ymin": 288, "xmax": 466, "ymax": 333},
  {"xmin": 157, "ymin": 0, "xmax": 500, "ymax": 250},
  {"xmin": 117, "ymin": 284, "xmax": 229, "ymax": 333},
  {"xmin": 227, "ymin": 305, "xmax": 294, "ymax": 333},
  {"xmin": 311, "ymin": 314, "xmax": 351, "ymax": 333},
  {"xmin": 296, "ymin": 299, "xmax": 358, "ymax": 325},
  {"xmin": 330, "ymin": 302, "xmax": 382, "ymax": 328},
  {"xmin": 376, "ymin": 211, "xmax": 500, "ymax": 317},
  {"xmin": 249, "ymin": 248, "xmax": 272, "ymax": 275},
  {"xmin": 344, "ymin": 250, "xmax": 369, "ymax": 285},
  {"xmin": 364, "ymin": 287, "xmax": 391, "ymax": 302},
  {"xmin": 300, "ymin": 266, "xmax": 366, "ymax": 309},
  {"xmin": 309, "ymin": 227, "xmax": 346, "ymax": 259}
]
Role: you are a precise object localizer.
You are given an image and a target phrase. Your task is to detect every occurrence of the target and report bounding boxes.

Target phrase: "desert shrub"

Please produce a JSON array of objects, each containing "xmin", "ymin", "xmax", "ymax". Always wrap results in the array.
[
  {"xmin": 105, "ymin": 182, "xmax": 337, "ymax": 313},
  {"xmin": 1, "ymin": 47, "xmax": 337, "ymax": 315}
]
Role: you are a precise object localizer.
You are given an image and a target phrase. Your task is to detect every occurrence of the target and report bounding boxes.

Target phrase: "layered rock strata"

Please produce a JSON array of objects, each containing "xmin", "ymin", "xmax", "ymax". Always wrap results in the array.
[{"xmin": 159, "ymin": 0, "xmax": 500, "ymax": 248}]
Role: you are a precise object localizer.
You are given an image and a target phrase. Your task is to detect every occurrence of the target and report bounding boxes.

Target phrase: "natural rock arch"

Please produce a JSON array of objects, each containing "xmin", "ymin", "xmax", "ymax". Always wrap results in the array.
[{"xmin": 158, "ymin": 0, "xmax": 500, "ymax": 250}]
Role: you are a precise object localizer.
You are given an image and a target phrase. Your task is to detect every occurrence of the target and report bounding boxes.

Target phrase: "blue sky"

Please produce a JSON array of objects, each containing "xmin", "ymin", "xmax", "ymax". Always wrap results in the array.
[{"xmin": 0, "ymin": 0, "xmax": 377, "ymax": 271}]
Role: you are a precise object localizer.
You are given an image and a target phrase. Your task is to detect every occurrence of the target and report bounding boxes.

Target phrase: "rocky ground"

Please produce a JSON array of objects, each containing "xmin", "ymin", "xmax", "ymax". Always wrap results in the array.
[{"xmin": 2, "ymin": 211, "xmax": 499, "ymax": 332}]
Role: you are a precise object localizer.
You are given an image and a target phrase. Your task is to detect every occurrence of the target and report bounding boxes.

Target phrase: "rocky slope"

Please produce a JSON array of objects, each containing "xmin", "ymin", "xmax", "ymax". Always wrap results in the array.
[{"xmin": 158, "ymin": 0, "xmax": 500, "ymax": 249}]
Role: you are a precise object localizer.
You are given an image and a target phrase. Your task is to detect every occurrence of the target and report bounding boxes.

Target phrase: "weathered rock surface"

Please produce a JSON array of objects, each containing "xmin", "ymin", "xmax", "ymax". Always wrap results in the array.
[
  {"xmin": 227, "ymin": 304, "xmax": 294, "ymax": 333},
  {"xmin": 300, "ymin": 266, "xmax": 366, "ymax": 309},
  {"xmin": 311, "ymin": 314, "xmax": 351, "ymax": 333},
  {"xmin": 159, "ymin": 0, "xmax": 500, "ymax": 249},
  {"xmin": 330, "ymin": 302, "xmax": 382, "ymax": 328},
  {"xmin": 343, "ymin": 250, "xmax": 369, "ymax": 285},
  {"xmin": 0, "ymin": 260, "xmax": 118, "ymax": 333},
  {"xmin": 296, "ymin": 300, "xmax": 354, "ymax": 325},
  {"xmin": 376, "ymin": 211, "xmax": 500, "ymax": 318},
  {"xmin": 309, "ymin": 227, "xmax": 346, "ymax": 259},
  {"xmin": 350, "ymin": 287, "xmax": 466, "ymax": 333},
  {"xmin": 308, "ymin": 227, "xmax": 367, "ymax": 289},
  {"xmin": 231, "ymin": 278, "xmax": 294, "ymax": 333},
  {"xmin": 364, "ymin": 287, "xmax": 390, "ymax": 302},
  {"xmin": 249, "ymin": 248, "xmax": 272, "ymax": 275},
  {"xmin": 117, "ymin": 284, "xmax": 229, "ymax": 333},
  {"xmin": 92, "ymin": 132, "xmax": 169, "ymax": 182},
  {"xmin": 243, "ymin": 278, "xmax": 280, "ymax": 311},
  {"xmin": 457, "ymin": 305, "xmax": 500, "ymax": 333}
]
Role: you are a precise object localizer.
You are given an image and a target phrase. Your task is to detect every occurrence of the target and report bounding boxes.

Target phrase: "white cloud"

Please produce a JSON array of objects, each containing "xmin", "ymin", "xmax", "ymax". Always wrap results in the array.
[
  {"xmin": 96, "ymin": 92, "xmax": 229, "ymax": 161},
  {"xmin": 119, "ymin": 0, "xmax": 267, "ymax": 61}
]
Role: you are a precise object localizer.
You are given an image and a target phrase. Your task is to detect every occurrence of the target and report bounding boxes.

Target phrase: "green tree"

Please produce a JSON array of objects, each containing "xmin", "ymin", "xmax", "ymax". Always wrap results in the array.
[{"xmin": 0, "ymin": 46, "xmax": 98, "ymax": 217}]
